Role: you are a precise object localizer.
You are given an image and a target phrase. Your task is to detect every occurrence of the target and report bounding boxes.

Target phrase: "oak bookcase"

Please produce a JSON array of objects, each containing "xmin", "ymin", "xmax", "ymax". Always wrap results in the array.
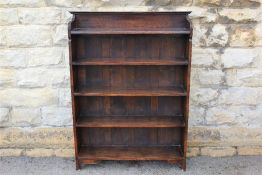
[{"xmin": 68, "ymin": 12, "xmax": 192, "ymax": 171}]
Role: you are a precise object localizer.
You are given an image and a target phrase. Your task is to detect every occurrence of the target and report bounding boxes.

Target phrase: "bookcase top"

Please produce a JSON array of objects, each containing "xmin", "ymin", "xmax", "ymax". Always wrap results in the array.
[{"xmin": 69, "ymin": 12, "xmax": 192, "ymax": 35}]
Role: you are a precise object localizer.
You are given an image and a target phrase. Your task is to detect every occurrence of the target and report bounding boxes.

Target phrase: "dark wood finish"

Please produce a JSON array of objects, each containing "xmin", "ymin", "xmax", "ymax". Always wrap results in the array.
[
  {"xmin": 73, "ymin": 66, "xmax": 186, "ymax": 95},
  {"xmin": 76, "ymin": 97, "xmax": 184, "ymax": 116},
  {"xmin": 74, "ymin": 88, "xmax": 186, "ymax": 97},
  {"xmin": 79, "ymin": 128, "xmax": 182, "ymax": 146},
  {"xmin": 71, "ymin": 12, "xmax": 190, "ymax": 32},
  {"xmin": 69, "ymin": 12, "xmax": 192, "ymax": 171},
  {"xmin": 71, "ymin": 28, "xmax": 190, "ymax": 34},
  {"xmin": 72, "ymin": 35, "xmax": 187, "ymax": 61},
  {"xmin": 72, "ymin": 58, "xmax": 188, "ymax": 65},
  {"xmin": 76, "ymin": 116, "xmax": 185, "ymax": 128},
  {"xmin": 78, "ymin": 146, "xmax": 183, "ymax": 160}
]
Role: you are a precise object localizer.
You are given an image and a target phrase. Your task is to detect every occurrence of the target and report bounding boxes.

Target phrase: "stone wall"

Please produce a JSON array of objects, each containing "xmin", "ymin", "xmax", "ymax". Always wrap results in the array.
[{"xmin": 0, "ymin": 0, "xmax": 261, "ymax": 157}]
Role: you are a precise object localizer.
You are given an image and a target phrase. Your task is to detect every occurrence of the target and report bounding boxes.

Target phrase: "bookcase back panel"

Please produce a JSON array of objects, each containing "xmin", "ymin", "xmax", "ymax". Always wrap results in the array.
[
  {"xmin": 79, "ymin": 128, "xmax": 182, "ymax": 146},
  {"xmin": 76, "ymin": 96, "xmax": 184, "ymax": 117},
  {"xmin": 73, "ymin": 35, "xmax": 187, "ymax": 61},
  {"xmin": 74, "ymin": 66, "xmax": 185, "ymax": 91}
]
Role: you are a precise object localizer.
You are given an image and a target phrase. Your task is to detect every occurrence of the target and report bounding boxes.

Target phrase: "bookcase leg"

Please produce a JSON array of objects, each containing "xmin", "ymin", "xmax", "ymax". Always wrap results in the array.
[
  {"xmin": 178, "ymin": 159, "xmax": 186, "ymax": 171},
  {"xmin": 75, "ymin": 159, "xmax": 80, "ymax": 170}
]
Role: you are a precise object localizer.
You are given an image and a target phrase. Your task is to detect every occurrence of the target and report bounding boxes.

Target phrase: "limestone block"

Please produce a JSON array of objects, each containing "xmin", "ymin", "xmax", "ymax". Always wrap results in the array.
[
  {"xmin": 238, "ymin": 147, "xmax": 262, "ymax": 155},
  {"xmin": 255, "ymin": 23, "xmax": 262, "ymax": 46},
  {"xmin": 221, "ymin": 0, "xmax": 261, "ymax": 7},
  {"xmin": 221, "ymin": 49, "xmax": 257, "ymax": 68},
  {"xmin": 61, "ymin": 10, "xmax": 73, "ymax": 24},
  {"xmin": 27, "ymin": 47, "xmax": 63, "ymax": 66},
  {"xmin": 11, "ymin": 108, "xmax": 41, "ymax": 126},
  {"xmin": 188, "ymin": 127, "xmax": 221, "ymax": 145},
  {"xmin": 5, "ymin": 26, "xmax": 52, "ymax": 47},
  {"xmin": 124, "ymin": 0, "xmax": 148, "ymax": 6},
  {"xmin": 90, "ymin": 0, "xmax": 146, "ymax": 6},
  {"xmin": 82, "ymin": 0, "xmax": 102, "ymax": 8},
  {"xmin": 82, "ymin": 0, "xmax": 150, "ymax": 8},
  {"xmin": 0, "ymin": 8, "xmax": 18, "ymax": 25},
  {"xmin": 240, "ymin": 105, "xmax": 262, "ymax": 128},
  {"xmin": 145, "ymin": 0, "xmax": 192, "ymax": 6},
  {"xmin": 195, "ymin": 0, "xmax": 221, "ymax": 6},
  {"xmin": 146, "ymin": 0, "xmax": 171, "ymax": 6},
  {"xmin": 18, "ymin": 8, "xmax": 61, "ymax": 24},
  {"xmin": 192, "ymin": 48, "xmax": 220, "ymax": 68},
  {"xmin": 95, "ymin": 6, "xmax": 151, "ymax": 12},
  {"xmin": 230, "ymin": 26, "xmax": 256, "ymax": 47},
  {"xmin": 0, "ymin": 49, "xmax": 27, "ymax": 68},
  {"xmin": 226, "ymin": 69, "xmax": 262, "ymax": 87},
  {"xmin": 170, "ymin": 6, "xmax": 218, "ymax": 23},
  {"xmin": 52, "ymin": 25, "xmax": 68, "ymax": 46},
  {"xmin": 25, "ymin": 149, "xmax": 54, "ymax": 157},
  {"xmin": 0, "ymin": 149, "xmax": 23, "ymax": 156},
  {"xmin": 205, "ymin": 106, "xmax": 245, "ymax": 126},
  {"xmin": 191, "ymin": 23, "xmax": 230, "ymax": 47},
  {"xmin": 46, "ymin": 0, "xmax": 82, "ymax": 7},
  {"xmin": 219, "ymin": 127, "xmax": 262, "ymax": 146},
  {"xmin": 0, "ymin": 88, "xmax": 57, "ymax": 107},
  {"xmin": 0, "ymin": 108, "xmax": 9, "ymax": 124},
  {"xmin": 192, "ymin": 23, "xmax": 208, "ymax": 47},
  {"xmin": 206, "ymin": 24, "xmax": 228, "ymax": 47},
  {"xmin": 219, "ymin": 9, "xmax": 261, "ymax": 22},
  {"xmin": 187, "ymin": 6, "xmax": 218, "ymax": 23},
  {"xmin": 54, "ymin": 148, "xmax": 74, "ymax": 157},
  {"xmin": 206, "ymin": 105, "xmax": 262, "ymax": 127},
  {"xmin": 187, "ymin": 147, "xmax": 200, "ymax": 157},
  {"xmin": 189, "ymin": 105, "xmax": 205, "ymax": 126},
  {"xmin": 16, "ymin": 68, "xmax": 69, "ymax": 88},
  {"xmin": 187, "ymin": 7, "xmax": 218, "ymax": 23},
  {"xmin": 0, "ymin": 0, "xmax": 46, "ymax": 7},
  {"xmin": 218, "ymin": 87, "xmax": 262, "ymax": 105},
  {"xmin": 257, "ymin": 48, "xmax": 262, "ymax": 67},
  {"xmin": 201, "ymin": 147, "xmax": 236, "ymax": 157},
  {"xmin": 58, "ymin": 88, "xmax": 71, "ymax": 106},
  {"xmin": 192, "ymin": 68, "xmax": 224, "ymax": 85},
  {"xmin": 0, "ymin": 127, "xmax": 73, "ymax": 148},
  {"xmin": 41, "ymin": 107, "xmax": 72, "ymax": 126},
  {"xmin": 189, "ymin": 127, "xmax": 262, "ymax": 147},
  {"xmin": 190, "ymin": 88, "xmax": 219, "ymax": 105},
  {"xmin": 244, "ymin": 106, "xmax": 262, "ymax": 128},
  {"xmin": 0, "ymin": 28, "xmax": 6, "ymax": 47},
  {"xmin": 63, "ymin": 46, "xmax": 70, "ymax": 66},
  {"xmin": 0, "ymin": 69, "xmax": 15, "ymax": 86}
]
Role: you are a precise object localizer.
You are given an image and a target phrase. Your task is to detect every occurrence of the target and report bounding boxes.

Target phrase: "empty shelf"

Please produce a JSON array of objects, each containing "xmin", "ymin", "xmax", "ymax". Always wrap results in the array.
[
  {"xmin": 76, "ymin": 116, "xmax": 185, "ymax": 128},
  {"xmin": 73, "ymin": 88, "xmax": 187, "ymax": 96},
  {"xmin": 72, "ymin": 59, "xmax": 188, "ymax": 66},
  {"xmin": 71, "ymin": 28, "xmax": 191, "ymax": 35},
  {"xmin": 78, "ymin": 146, "xmax": 183, "ymax": 161}
]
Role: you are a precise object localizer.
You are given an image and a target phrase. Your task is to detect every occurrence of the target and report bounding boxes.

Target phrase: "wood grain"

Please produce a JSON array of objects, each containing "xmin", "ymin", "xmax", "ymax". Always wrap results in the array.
[
  {"xmin": 72, "ymin": 58, "xmax": 188, "ymax": 66},
  {"xmin": 71, "ymin": 28, "xmax": 191, "ymax": 35},
  {"xmin": 69, "ymin": 12, "xmax": 192, "ymax": 171},
  {"xmin": 74, "ymin": 88, "xmax": 187, "ymax": 96},
  {"xmin": 76, "ymin": 116, "xmax": 185, "ymax": 128},
  {"xmin": 78, "ymin": 146, "xmax": 183, "ymax": 160}
]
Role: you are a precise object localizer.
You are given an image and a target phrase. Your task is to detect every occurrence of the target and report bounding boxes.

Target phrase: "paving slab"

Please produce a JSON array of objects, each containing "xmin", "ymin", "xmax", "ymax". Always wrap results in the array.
[{"xmin": 0, "ymin": 156, "xmax": 261, "ymax": 175}]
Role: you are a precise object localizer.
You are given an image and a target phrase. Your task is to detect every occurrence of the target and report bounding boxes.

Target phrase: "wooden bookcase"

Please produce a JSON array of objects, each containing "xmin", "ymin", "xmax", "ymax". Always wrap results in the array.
[{"xmin": 68, "ymin": 12, "xmax": 192, "ymax": 171}]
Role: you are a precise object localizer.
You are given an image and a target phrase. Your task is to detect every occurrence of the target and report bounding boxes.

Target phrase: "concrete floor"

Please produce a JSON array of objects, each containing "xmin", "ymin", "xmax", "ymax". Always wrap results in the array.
[{"xmin": 0, "ymin": 156, "xmax": 261, "ymax": 175}]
